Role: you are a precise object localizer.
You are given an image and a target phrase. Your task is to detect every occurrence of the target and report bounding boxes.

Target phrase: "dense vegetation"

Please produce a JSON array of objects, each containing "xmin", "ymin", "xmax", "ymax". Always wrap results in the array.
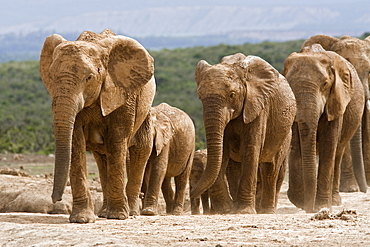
[{"xmin": 0, "ymin": 39, "xmax": 305, "ymax": 153}]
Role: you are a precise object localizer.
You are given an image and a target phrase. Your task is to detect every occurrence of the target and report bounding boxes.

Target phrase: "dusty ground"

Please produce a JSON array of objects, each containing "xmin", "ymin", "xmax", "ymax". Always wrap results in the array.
[{"xmin": 1, "ymin": 154, "xmax": 370, "ymax": 246}]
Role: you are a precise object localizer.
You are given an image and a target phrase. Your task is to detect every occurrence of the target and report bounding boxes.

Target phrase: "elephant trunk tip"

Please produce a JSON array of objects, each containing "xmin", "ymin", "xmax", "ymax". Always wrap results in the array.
[{"xmin": 51, "ymin": 188, "xmax": 64, "ymax": 203}]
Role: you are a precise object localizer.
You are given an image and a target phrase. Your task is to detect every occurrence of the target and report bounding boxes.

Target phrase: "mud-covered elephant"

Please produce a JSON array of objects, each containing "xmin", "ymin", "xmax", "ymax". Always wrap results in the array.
[
  {"xmin": 137, "ymin": 103, "xmax": 195, "ymax": 216},
  {"xmin": 302, "ymin": 34, "xmax": 370, "ymax": 193},
  {"xmin": 191, "ymin": 53, "xmax": 296, "ymax": 214},
  {"xmin": 39, "ymin": 29, "xmax": 156, "ymax": 223},
  {"xmin": 283, "ymin": 44, "xmax": 365, "ymax": 213}
]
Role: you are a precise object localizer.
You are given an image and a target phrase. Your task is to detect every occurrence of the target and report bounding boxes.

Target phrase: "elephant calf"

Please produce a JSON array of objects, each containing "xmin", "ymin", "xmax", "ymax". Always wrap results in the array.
[
  {"xmin": 190, "ymin": 149, "xmax": 211, "ymax": 215},
  {"xmin": 134, "ymin": 103, "xmax": 195, "ymax": 216}
]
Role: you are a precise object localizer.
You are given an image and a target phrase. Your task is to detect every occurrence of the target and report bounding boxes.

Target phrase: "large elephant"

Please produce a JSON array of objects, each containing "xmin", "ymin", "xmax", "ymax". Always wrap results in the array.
[
  {"xmin": 191, "ymin": 53, "xmax": 296, "ymax": 214},
  {"xmin": 39, "ymin": 29, "xmax": 156, "ymax": 223},
  {"xmin": 301, "ymin": 34, "xmax": 370, "ymax": 192},
  {"xmin": 283, "ymin": 44, "xmax": 365, "ymax": 213},
  {"xmin": 138, "ymin": 103, "xmax": 195, "ymax": 216}
]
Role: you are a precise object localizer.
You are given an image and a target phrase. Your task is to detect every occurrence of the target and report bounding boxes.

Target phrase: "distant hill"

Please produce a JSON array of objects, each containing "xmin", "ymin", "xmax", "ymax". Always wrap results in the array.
[{"xmin": 1, "ymin": 2, "xmax": 369, "ymax": 62}]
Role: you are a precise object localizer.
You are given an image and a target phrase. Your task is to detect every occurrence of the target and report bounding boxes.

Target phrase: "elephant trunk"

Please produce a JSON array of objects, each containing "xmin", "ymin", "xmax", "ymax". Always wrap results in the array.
[
  {"xmin": 293, "ymin": 90, "xmax": 321, "ymax": 213},
  {"xmin": 298, "ymin": 121, "xmax": 318, "ymax": 213},
  {"xmin": 51, "ymin": 94, "xmax": 80, "ymax": 203},
  {"xmin": 191, "ymin": 99, "xmax": 226, "ymax": 199}
]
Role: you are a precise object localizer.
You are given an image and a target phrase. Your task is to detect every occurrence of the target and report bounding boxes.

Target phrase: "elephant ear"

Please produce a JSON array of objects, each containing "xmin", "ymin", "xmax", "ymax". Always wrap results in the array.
[
  {"xmin": 238, "ymin": 56, "xmax": 279, "ymax": 124},
  {"xmin": 152, "ymin": 104, "xmax": 174, "ymax": 155},
  {"xmin": 39, "ymin": 34, "xmax": 67, "ymax": 98},
  {"xmin": 100, "ymin": 36, "xmax": 154, "ymax": 116},
  {"xmin": 326, "ymin": 53, "xmax": 354, "ymax": 121},
  {"xmin": 195, "ymin": 60, "xmax": 211, "ymax": 86}
]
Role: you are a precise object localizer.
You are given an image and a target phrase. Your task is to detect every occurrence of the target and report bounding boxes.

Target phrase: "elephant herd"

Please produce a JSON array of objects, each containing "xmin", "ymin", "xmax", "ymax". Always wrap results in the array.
[{"xmin": 39, "ymin": 29, "xmax": 370, "ymax": 223}]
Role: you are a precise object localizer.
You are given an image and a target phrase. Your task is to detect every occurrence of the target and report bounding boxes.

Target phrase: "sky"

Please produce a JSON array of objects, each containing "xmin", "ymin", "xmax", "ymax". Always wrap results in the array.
[{"xmin": 1, "ymin": 0, "xmax": 369, "ymax": 37}]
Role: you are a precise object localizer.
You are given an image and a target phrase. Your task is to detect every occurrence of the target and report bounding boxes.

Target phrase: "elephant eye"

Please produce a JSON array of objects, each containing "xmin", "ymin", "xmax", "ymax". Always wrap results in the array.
[
  {"xmin": 86, "ymin": 74, "xmax": 94, "ymax": 82},
  {"xmin": 229, "ymin": 92, "xmax": 236, "ymax": 99}
]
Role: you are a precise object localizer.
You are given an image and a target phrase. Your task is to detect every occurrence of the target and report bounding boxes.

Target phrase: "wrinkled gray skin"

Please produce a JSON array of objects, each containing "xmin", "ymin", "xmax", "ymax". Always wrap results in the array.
[
  {"xmin": 302, "ymin": 34, "xmax": 370, "ymax": 193},
  {"xmin": 283, "ymin": 44, "xmax": 365, "ymax": 213},
  {"xmin": 138, "ymin": 103, "xmax": 195, "ymax": 216},
  {"xmin": 191, "ymin": 53, "xmax": 296, "ymax": 214},
  {"xmin": 40, "ymin": 29, "xmax": 155, "ymax": 223}
]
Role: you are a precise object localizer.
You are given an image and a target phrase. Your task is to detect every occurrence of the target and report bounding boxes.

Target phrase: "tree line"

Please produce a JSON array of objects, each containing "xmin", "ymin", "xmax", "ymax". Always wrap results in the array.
[{"xmin": 0, "ymin": 38, "xmax": 324, "ymax": 154}]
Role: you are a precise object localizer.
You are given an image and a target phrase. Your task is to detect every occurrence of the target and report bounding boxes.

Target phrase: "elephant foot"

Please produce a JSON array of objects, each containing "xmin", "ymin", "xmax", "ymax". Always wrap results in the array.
[
  {"xmin": 257, "ymin": 207, "xmax": 276, "ymax": 214},
  {"xmin": 314, "ymin": 200, "xmax": 332, "ymax": 213},
  {"xmin": 128, "ymin": 197, "xmax": 141, "ymax": 216},
  {"xmin": 98, "ymin": 208, "xmax": 107, "ymax": 218},
  {"xmin": 234, "ymin": 204, "xmax": 256, "ymax": 214},
  {"xmin": 98, "ymin": 203, "xmax": 107, "ymax": 218},
  {"xmin": 171, "ymin": 206, "xmax": 183, "ymax": 216},
  {"xmin": 70, "ymin": 208, "xmax": 96, "ymax": 223},
  {"xmin": 339, "ymin": 180, "xmax": 359, "ymax": 192},
  {"xmin": 106, "ymin": 204, "xmax": 129, "ymax": 220},
  {"xmin": 332, "ymin": 193, "xmax": 342, "ymax": 206},
  {"xmin": 141, "ymin": 206, "xmax": 158, "ymax": 216}
]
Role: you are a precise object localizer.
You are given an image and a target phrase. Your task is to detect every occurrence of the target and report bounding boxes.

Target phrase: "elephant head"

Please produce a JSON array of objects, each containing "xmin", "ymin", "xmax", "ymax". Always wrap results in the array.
[
  {"xmin": 39, "ymin": 29, "xmax": 154, "ymax": 203},
  {"xmin": 282, "ymin": 45, "xmax": 359, "ymax": 212},
  {"xmin": 301, "ymin": 34, "xmax": 370, "ymax": 100},
  {"xmin": 191, "ymin": 53, "xmax": 281, "ymax": 199},
  {"xmin": 150, "ymin": 103, "xmax": 174, "ymax": 156}
]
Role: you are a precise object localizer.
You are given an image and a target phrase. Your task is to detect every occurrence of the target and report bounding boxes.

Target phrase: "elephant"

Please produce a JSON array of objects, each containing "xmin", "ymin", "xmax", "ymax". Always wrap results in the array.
[
  {"xmin": 301, "ymin": 34, "xmax": 370, "ymax": 193},
  {"xmin": 190, "ymin": 149, "xmax": 211, "ymax": 215},
  {"xmin": 190, "ymin": 149, "xmax": 287, "ymax": 215},
  {"xmin": 39, "ymin": 29, "xmax": 156, "ymax": 223},
  {"xmin": 282, "ymin": 44, "xmax": 365, "ymax": 213},
  {"xmin": 191, "ymin": 53, "xmax": 297, "ymax": 214},
  {"xmin": 137, "ymin": 103, "xmax": 195, "ymax": 216}
]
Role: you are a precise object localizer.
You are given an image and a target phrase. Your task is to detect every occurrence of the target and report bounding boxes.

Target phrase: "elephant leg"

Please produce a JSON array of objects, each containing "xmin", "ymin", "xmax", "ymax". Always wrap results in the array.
[
  {"xmin": 142, "ymin": 150, "xmax": 168, "ymax": 216},
  {"xmin": 161, "ymin": 177, "xmax": 175, "ymax": 214},
  {"xmin": 69, "ymin": 126, "xmax": 95, "ymax": 223},
  {"xmin": 339, "ymin": 145, "xmax": 359, "ymax": 192},
  {"xmin": 93, "ymin": 152, "xmax": 108, "ymax": 218},
  {"xmin": 127, "ymin": 144, "xmax": 152, "ymax": 216},
  {"xmin": 191, "ymin": 197, "xmax": 200, "ymax": 215},
  {"xmin": 209, "ymin": 148, "xmax": 234, "ymax": 214},
  {"xmin": 226, "ymin": 158, "xmax": 241, "ymax": 202},
  {"xmin": 288, "ymin": 122, "xmax": 305, "ymax": 209},
  {"xmin": 172, "ymin": 160, "xmax": 192, "ymax": 215},
  {"xmin": 275, "ymin": 158, "xmax": 287, "ymax": 209},
  {"xmin": 258, "ymin": 162, "xmax": 279, "ymax": 214},
  {"xmin": 350, "ymin": 125, "xmax": 368, "ymax": 192},
  {"xmin": 316, "ymin": 119, "xmax": 341, "ymax": 211},
  {"xmin": 332, "ymin": 141, "xmax": 347, "ymax": 206},
  {"xmin": 104, "ymin": 119, "xmax": 130, "ymax": 220},
  {"xmin": 362, "ymin": 108, "xmax": 370, "ymax": 186},
  {"xmin": 201, "ymin": 192, "xmax": 210, "ymax": 214}
]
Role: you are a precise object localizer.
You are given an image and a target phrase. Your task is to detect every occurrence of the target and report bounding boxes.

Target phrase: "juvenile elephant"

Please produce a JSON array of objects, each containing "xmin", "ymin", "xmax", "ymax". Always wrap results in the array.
[
  {"xmin": 39, "ymin": 29, "xmax": 156, "ymax": 223},
  {"xmin": 191, "ymin": 53, "xmax": 296, "ymax": 214},
  {"xmin": 190, "ymin": 149, "xmax": 287, "ymax": 215},
  {"xmin": 283, "ymin": 44, "xmax": 365, "ymax": 213},
  {"xmin": 302, "ymin": 34, "xmax": 370, "ymax": 192},
  {"xmin": 190, "ymin": 149, "xmax": 211, "ymax": 215},
  {"xmin": 137, "ymin": 103, "xmax": 195, "ymax": 216}
]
